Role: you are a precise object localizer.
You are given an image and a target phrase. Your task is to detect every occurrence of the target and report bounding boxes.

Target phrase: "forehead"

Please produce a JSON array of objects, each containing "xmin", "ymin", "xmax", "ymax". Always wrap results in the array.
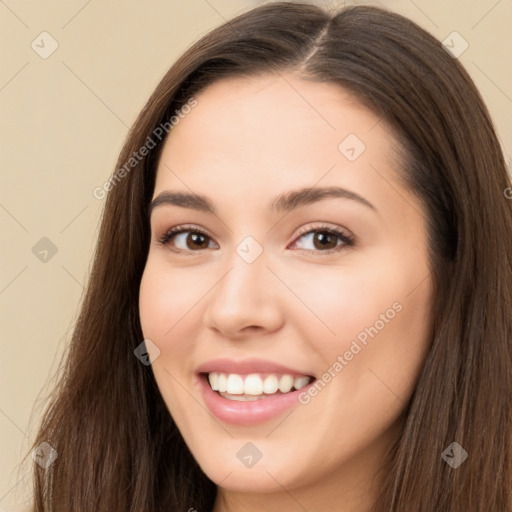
[
  {"xmin": 164, "ymin": 73, "xmax": 382, "ymax": 146},
  {"xmin": 154, "ymin": 73, "xmax": 401, "ymax": 203}
]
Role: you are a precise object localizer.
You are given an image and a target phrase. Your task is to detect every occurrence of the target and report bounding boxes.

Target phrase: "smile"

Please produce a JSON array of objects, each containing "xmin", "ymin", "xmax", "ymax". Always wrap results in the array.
[
  {"xmin": 195, "ymin": 358, "xmax": 317, "ymax": 425},
  {"xmin": 207, "ymin": 372, "xmax": 312, "ymax": 400}
]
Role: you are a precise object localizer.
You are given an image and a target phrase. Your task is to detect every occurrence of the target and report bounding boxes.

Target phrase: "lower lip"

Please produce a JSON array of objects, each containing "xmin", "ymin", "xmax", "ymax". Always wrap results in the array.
[{"xmin": 198, "ymin": 374, "xmax": 315, "ymax": 426}]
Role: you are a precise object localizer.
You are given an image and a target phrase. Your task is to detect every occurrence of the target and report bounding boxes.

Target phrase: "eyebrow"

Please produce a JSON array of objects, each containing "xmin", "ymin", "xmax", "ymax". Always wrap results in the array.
[{"xmin": 148, "ymin": 186, "xmax": 376, "ymax": 217}]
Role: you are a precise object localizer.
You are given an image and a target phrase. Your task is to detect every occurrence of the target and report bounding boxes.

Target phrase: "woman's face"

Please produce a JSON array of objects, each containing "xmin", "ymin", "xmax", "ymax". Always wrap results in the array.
[{"xmin": 139, "ymin": 73, "xmax": 434, "ymax": 508}]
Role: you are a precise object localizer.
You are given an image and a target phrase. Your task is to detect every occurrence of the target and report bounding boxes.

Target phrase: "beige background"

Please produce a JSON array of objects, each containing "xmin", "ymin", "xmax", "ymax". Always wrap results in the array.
[{"xmin": 1, "ymin": 0, "xmax": 511, "ymax": 509}]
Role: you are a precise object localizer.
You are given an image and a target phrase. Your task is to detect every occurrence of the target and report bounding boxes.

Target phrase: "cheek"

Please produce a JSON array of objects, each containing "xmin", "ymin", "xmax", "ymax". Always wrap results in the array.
[
  {"xmin": 138, "ymin": 260, "xmax": 203, "ymax": 384},
  {"xmin": 139, "ymin": 259, "xmax": 207, "ymax": 339},
  {"xmin": 139, "ymin": 262, "xmax": 207, "ymax": 425},
  {"xmin": 281, "ymin": 261, "xmax": 411, "ymax": 350},
  {"xmin": 291, "ymin": 272, "xmax": 432, "ymax": 472},
  {"xmin": 284, "ymin": 255, "xmax": 432, "ymax": 393},
  {"xmin": 139, "ymin": 266, "xmax": 173, "ymax": 349}
]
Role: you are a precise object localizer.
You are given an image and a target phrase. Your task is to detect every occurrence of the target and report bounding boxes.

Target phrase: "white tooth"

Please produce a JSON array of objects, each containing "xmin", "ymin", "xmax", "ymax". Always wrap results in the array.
[
  {"xmin": 294, "ymin": 376, "xmax": 309, "ymax": 390},
  {"xmin": 244, "ymin": 374, "xmax": 263, "ymax": 395},
  {"xmin": 208, "ymin": 372, "xmax": 219, "ymax": 391},
  {"xmin": 220, "ymin": 393, "xmax": 262, "ymax": 401},
  {"xmin": 226, "ymin": 374, "xmax": 244, "ymax": 395},
  {"xmin": 217, "ymin": 373, "xmax": 228, "ymax": 392},
  {"xmin": 262, "ymin": 375, "xmax": 279, "ymax": 394},
  {"xmin": 279, "ymin": 374, "xmax": 294, "ymax": 393}
]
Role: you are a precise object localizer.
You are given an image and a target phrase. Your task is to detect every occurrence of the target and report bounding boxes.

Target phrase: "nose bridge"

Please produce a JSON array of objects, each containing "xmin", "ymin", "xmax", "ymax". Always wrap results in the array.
[
  {"xmin": 214, "ymin": 239, "xmax": 268, "ymax": 309},
  {"xmin": 203, "ymin": 237, "xmax": 283, "ymax": 336}
]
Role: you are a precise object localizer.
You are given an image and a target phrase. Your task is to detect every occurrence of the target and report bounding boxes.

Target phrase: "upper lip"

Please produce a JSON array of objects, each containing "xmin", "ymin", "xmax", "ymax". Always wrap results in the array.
[{"xmin": 196, "ymin": 358, "xmax": 315, "ymax": 377}]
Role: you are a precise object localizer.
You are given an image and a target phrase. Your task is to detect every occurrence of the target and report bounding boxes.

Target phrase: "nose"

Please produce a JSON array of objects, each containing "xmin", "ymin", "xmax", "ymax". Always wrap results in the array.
[{"xmin": 203, "ymin": 249, "xmax": 284, "ymax": 339}]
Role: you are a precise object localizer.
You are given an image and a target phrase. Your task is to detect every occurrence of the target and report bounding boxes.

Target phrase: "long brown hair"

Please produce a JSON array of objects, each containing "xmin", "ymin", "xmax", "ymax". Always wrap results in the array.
[{"xmin": 30, "ymin": 2, "xmax": 512, "ymax": 510}]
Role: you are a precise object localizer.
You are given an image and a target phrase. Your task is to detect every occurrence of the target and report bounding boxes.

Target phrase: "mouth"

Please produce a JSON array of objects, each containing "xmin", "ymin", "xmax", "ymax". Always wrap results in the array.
[
  {"xmin": 196, "ymin": 361, "xmax": 317, "ymax": 425},
  {"xmin": 195, "ymin": 358, "xmax": 317, "ymax": 425},
  {"xmin": 202, "ymin": 372, "xmax": 315, "ymax": 401}
]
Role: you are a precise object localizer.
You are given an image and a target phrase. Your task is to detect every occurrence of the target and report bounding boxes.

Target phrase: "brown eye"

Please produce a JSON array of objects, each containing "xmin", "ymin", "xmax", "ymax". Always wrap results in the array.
[
  {"xmin": 158, "ymin": 227, "xmax": 218, "ymax": 252},
  {"xmin": 291, "ymin": 227, "xmax": 354, "ymax": 253},
  {"xmin": 185, "ymin": 232, "xmax": 210, "ymax": 250},
  {"xmin": 312, "ymin": 231, "xmax": 338, "ymax": 250}
]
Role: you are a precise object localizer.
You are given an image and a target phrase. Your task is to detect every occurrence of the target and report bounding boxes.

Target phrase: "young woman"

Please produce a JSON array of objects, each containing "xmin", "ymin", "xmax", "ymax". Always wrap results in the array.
[{"xmin": 30, "ymin": 2, "xmax": 512, "ymax": 511}]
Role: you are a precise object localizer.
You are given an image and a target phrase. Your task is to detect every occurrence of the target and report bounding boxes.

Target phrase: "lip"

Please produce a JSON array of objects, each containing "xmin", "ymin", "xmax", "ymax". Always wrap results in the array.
[
  {"xmin": 198, "ymin": 374, "xmax": 315, "ymax": 425},
  {"xmin": 196, "ymin": 357, "xmax": 315, "ymax": 377},
  {"xmin": 196, "ymin": 358, "xmax": 316, "ymax": 426}
]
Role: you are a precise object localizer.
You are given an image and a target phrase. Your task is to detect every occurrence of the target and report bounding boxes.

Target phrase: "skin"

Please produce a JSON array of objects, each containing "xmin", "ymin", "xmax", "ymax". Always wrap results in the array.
[{"xmin": 138, "ymin": 72, "xmax": 434, "ymax": 512}]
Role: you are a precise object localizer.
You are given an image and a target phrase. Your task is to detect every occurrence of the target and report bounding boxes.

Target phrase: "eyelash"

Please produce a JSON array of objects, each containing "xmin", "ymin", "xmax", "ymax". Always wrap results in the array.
[{"xmin": 157, "ymin": 223, "xmax": 355, "ymax": 255}]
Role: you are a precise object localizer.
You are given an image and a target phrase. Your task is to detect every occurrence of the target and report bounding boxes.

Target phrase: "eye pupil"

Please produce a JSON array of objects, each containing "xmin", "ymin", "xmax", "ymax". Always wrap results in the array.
[
  {"xmin": 187, "ymin": 232, "xmax": 208, "ymax": 250},
  {"xmin": 314, "ymin": 231, "xmax": 337, "ymax": 250}
]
